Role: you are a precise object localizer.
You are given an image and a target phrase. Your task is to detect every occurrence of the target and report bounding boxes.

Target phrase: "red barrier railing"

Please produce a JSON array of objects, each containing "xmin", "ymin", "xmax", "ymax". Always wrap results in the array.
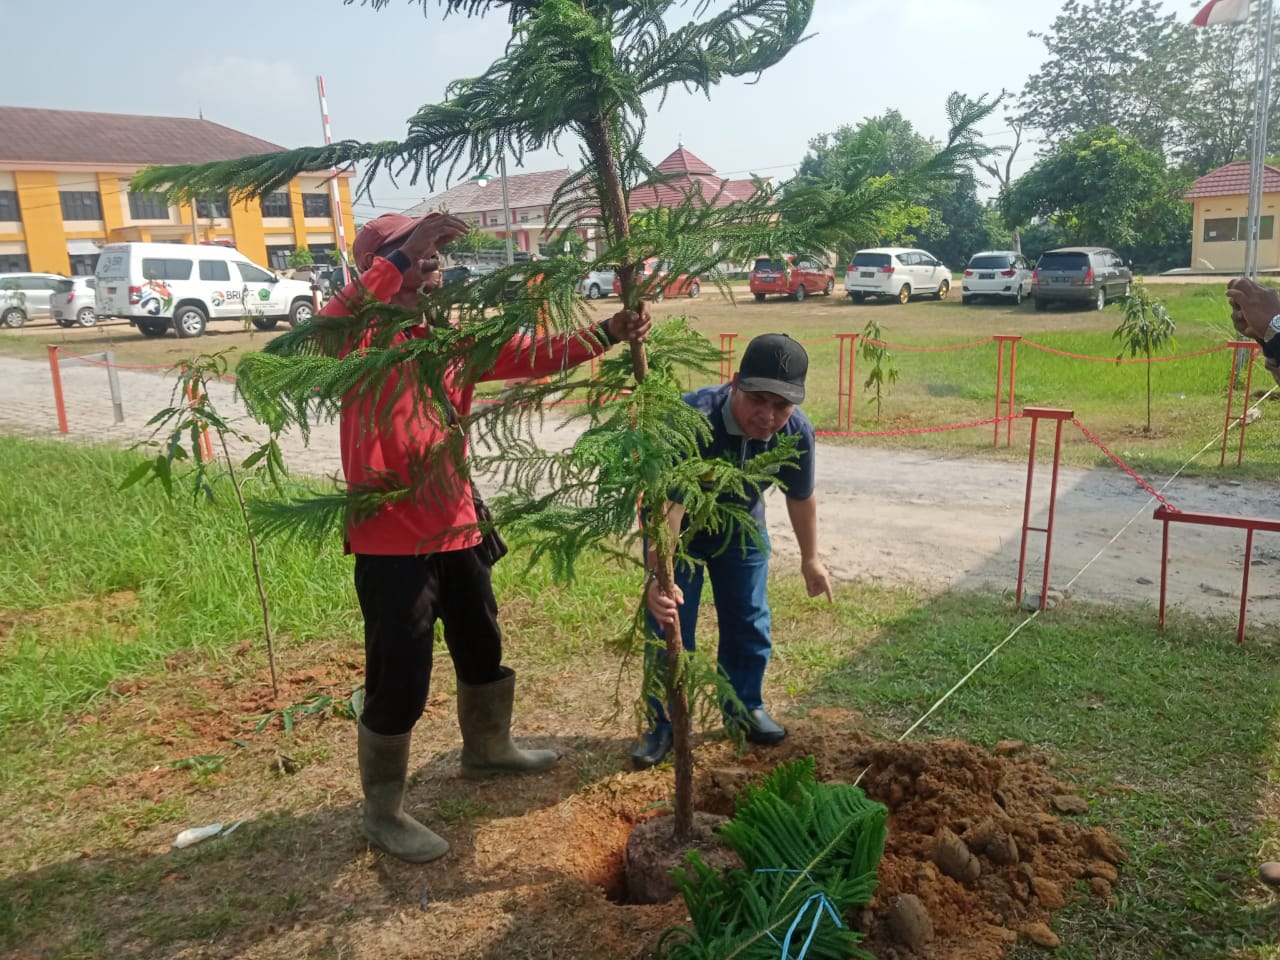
[
  {"xmin": 835, "ymin": 333, "xmax": 858, "ymax": 431},
  {"xmin": 1155, "ymin": 506, "xmax": 1280, "ymax": 644}
]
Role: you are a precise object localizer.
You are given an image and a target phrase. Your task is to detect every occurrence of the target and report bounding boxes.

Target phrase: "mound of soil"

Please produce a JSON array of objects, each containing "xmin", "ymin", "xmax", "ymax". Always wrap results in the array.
[{"xmin": 388, "ymin": 707, "xmax": 1122, "ymax": 960}]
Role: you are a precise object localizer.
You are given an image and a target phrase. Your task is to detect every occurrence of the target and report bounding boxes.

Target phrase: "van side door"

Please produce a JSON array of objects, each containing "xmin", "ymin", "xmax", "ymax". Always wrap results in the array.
[
  {"xmin": 235, "ymin": 261, "xmax": 285, "ymax": 317},
  {"xmin": 199, "ymin": 259, "xmax": 240, "ymax": 319}
]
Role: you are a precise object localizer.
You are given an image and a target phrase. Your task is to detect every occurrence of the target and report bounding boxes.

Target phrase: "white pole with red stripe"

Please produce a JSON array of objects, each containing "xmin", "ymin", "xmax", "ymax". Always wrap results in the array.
[{"xmin": 316, "ymin": 75, "xmax": 350, "ymax": 274}]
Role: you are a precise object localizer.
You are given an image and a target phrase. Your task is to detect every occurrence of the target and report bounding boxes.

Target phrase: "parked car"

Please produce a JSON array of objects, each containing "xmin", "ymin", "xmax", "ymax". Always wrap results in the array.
[
  {"xmin": 844, "ymin": 248, "xmax": 950, "ymax": 304},
  {"xmin": 961, "ymin": 251, "xmax": 1033, "ymax": 305},
  {"xmin": 0, "ymin": 272, "xmax": 68, "ymax": 328},
  {"xmin": 51, "ymin": 276, "xmax": 99, "ymax": 327},
  {"xmin": 1031, "ymin": 247, "xmax": 1133, "ymax": 312},
  {"xmin": 612, "ymin": 259, "xmax": 700, "ymax": 300},
  {"xmin": 749, "ymin": 255, "xmax": 835, "ymax": 302},
  {"xmin": 441, "ymin": 265, "xmax": 473, "ymax": 285},
  {"xmin": 95, "ymin": 242, "xmax": 316, "ymax": 338},
  {"xmin": 578, "ymin": 267, "xmax": 617, "ymax": 299}
]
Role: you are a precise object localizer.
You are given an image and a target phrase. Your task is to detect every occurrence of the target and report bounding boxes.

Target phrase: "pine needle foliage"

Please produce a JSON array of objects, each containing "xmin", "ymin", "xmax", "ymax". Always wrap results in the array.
[{"xmin": 660, "ymin": 758, "xmax": 888, "ymax": 960}]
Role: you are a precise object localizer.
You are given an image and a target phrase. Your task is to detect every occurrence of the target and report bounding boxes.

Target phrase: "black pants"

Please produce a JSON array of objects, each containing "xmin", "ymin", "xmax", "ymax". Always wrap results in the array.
[{"xmin": 354, "ymin": 548, "xmax": 504, "ymax": 736}]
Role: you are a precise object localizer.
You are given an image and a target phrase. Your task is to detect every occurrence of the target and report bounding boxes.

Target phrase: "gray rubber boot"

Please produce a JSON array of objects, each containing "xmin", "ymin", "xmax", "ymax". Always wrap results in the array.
[
  {"xmin": 457, "ymin": 666, "xmax": 559, "ymax": 778},
  {"xmin": 357, "ymin": 720, "xmax": 449, "ymax": 863}
]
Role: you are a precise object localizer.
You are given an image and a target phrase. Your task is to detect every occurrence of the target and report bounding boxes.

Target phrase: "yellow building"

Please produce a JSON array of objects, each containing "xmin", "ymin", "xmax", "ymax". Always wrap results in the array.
[
  {"xmin": 0, "ymin": 106, "xmax": 355, "ymax": 276},
  {"xmin": 1184, "ymin": 161, "xmax": 1280, "ymax": 273}
]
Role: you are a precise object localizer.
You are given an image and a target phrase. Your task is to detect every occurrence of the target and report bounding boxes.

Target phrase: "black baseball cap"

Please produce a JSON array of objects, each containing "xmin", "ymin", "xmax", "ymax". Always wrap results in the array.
[{"xmin": 737, "ymin": 333, "xmax": 808, "ymax": 404}]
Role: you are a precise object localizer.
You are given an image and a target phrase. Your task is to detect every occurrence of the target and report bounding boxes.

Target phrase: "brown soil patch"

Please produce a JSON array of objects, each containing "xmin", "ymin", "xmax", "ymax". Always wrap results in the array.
[{"xmin": 12, "ymin": 656, "xmax": 1119, "ymax": 960}]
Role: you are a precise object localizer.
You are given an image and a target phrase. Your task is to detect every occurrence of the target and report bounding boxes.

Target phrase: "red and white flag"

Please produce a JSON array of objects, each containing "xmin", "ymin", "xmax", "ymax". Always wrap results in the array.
[{"xmin": 1191, "ymin": 0, "xmax": 1250, "ymax": 27}]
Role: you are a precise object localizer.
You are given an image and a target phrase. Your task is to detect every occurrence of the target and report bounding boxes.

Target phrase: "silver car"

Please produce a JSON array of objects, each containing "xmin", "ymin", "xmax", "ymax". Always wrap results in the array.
[
  {"xmin": 0, "ymin": 272, "xmax": 68, "ymax": 328},
  {"xmin": 578, "ymin": 268, "xmax": 616, "ymax": 299},
  {"xmin": 961, "ymin": 251, "xmax": 1033, "ymax": 305},
  {"xmin": 51, "ymin": 276, "xmax": 100, "ymax": 327}
]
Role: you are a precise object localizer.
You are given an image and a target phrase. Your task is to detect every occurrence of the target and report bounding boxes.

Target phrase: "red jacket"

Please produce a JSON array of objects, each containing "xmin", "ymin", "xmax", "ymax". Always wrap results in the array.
[{"xmin": 326, "ymin": 256, "xmax": 609, "ymax": 555}]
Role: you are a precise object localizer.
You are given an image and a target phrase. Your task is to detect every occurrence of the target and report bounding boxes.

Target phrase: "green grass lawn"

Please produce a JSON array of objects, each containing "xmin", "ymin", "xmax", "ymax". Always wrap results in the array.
[{"xmin": 1, "ymin": 437, "xmax": 1279, "ymax": 958}]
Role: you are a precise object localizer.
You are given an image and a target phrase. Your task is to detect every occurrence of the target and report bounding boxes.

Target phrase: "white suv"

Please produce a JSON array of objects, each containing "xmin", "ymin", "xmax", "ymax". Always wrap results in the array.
[
  {"xmin": 961, "ymin": 251, "xmax": 1033, "ymax": 305},
  {"xmin": 844, "ymin": 248, "xmax": 950, "ymax": 304}
]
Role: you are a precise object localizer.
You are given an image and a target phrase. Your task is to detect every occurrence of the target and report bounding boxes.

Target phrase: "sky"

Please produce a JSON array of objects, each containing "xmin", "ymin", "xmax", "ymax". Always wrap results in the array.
[{"xmin": 0, "ymin": 0, "xmax": 1199, "ymax": 219}]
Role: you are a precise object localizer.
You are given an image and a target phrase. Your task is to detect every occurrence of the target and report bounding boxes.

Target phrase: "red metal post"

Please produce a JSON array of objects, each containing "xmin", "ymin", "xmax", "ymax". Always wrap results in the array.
[
  {"xmin": 836, "ymin": 333, "xmax": 858, "ymax": 431},
  {"xmin": 1221, "ymin": 341, "xmax": 1259, "ymax": 466},
  {"xmin": 1039, "ymin": 418, "xmax": 1066, "ymax": 609},
  {"xmin": 719, "ymin": 332, "xmax": 738, "ymax": 384},
  {"xmin": 47, "ymin": 345, "xmax": 68, "ymax": 434},
  {"xmin": 993, "ymin": 336, "xmax": 1021, "ymax": 447},
  {"xmin": 1158, "ymin": 515, "xmax": 1170, "ymax": 631},
  {"xmin": 993, "ymin": 338, "xmax": 1005, "ymax": 447},
  {"xmin": 1239, "ymin": 528, "xmax": 1255, "ymax": 645},
  {"xmin": 1007, "ymin": 338, "xmax": 1020, "ymax": 447},
  {"xmin": 1016, "ymin": 407, "xmax": 1075, "ymax": 610},
  {"xmin": 1015, "ymin": 415, "xmax": 1039, "ymax": 604}
]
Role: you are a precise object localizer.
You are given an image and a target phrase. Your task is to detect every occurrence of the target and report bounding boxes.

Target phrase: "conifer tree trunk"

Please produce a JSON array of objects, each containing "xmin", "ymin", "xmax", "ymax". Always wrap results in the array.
[{"xmin": 585, "ymin": 116, "xmax": 693, "ymax": 842}]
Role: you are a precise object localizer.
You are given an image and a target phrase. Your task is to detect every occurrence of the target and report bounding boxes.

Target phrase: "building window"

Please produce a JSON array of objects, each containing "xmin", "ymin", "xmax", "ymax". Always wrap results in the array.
[
  {"xmin": 266, "ymin": 246, "xmax": 293, "ymax": 270},
  {"xmin": 302, "ymin": 194, "xmax": 331, "ymax": 218},
  {"xmin": 0, "ymin": 191, "xmax": 20, "ymax": 222},
  {"xmin": 0, "ymin": 254, "xmax": 30, "ymax": 272},
  {"xmin": 68, "ymin": 254, "xmax": 99, "ymax": 276},
  {"xmin": 1204, "ymin": 216, "xmax": 1276, "ymax": 242},
  {"xmin": 128, "ymin": 191, "xmax": 170, "ymax": 220},
  {"xmin": 260, "ymin": 192, "xmax": 292, "ymax": 219},
  {"xmin": 308, "ymin": 243, "xmax": 336, "ymax": 263},
  {"xmin": 60, "ymin": 191, "xmax": 103, "ymax": 221},
  {"xmin": 141, "ymin": 257, "xmax": 193, "ymax": 281},
  {"xmin": 195, "ymin": 195, "xmax": 231, "ymax": 219}
]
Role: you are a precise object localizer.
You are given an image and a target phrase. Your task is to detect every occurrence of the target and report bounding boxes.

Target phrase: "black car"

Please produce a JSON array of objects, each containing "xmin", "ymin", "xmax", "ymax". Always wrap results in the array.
[{"xmin": 1031, "ymin": 247, "xmax": 1133, "ymax": 312}]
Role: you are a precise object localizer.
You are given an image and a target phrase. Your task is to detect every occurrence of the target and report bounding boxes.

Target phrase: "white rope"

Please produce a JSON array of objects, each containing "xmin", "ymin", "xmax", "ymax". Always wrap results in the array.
[{"xmin": 869, "ymin": 378, "xmax": 1280, "ymax": 761}]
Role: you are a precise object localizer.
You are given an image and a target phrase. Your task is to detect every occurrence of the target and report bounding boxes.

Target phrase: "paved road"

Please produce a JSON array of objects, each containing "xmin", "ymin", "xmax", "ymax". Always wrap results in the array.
[{"xmin": 6, "ymin": 353, "xmax": 1279, "ymax": 629}]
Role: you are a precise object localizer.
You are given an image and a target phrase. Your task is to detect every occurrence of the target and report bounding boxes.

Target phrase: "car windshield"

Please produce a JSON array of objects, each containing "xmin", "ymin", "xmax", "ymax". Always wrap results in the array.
[
  {"xmin": 852, "ymin": 252, "xmax": 891, "ymax": 268},
  {"xmin": 968, "ymin": 255, "xmax": 1012, "ymax": 269},
  {"xmin": 754, "ymin": 258, "xmax": 785, "ymax": 272},
  {"xmin": 1038, "ymin": 252, "xmax": 1090, "ymax": 271}
]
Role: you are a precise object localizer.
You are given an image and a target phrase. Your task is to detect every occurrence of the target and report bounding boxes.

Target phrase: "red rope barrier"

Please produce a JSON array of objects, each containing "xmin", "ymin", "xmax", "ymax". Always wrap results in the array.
[
  {"xmin": 1020, "ymin": 340, "xmax": 1233, "ymax": 364},
  {"xmin": 816, "ymin": 414, "xmax": 1021, "ymax": 439},
  {"xmin": 859, "ymin": 336, "xmax": 994, "ymax": 353},
  {"xmin": 1070, "ymin": 417, "xmax": 1180, "ymax": 512}
]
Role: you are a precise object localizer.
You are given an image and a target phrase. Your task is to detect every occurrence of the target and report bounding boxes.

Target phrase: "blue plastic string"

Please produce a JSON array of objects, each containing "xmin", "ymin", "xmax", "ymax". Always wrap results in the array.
[{"xmin": 754, "ymin": 869, "xmax": 844, "ymax": 960}]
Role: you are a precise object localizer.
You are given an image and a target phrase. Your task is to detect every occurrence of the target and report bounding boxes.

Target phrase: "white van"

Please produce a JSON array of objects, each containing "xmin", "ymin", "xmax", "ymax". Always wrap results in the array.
[{"xmin": 94, "ymin": 242, "xmax": 316, "ymax": 338}]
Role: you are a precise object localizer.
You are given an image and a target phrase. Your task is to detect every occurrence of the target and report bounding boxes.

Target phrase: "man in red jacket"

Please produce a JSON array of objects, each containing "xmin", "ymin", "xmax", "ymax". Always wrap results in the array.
[{"xmin": 330, "ymin": 212, "xmax": 651, "ymax": 863}]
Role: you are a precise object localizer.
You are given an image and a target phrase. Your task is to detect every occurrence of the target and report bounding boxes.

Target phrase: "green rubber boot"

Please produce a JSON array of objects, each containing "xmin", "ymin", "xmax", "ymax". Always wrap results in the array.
[
  {"xmin": 457, "ymin": 667, "xmax": 559, "ymax": 778},
  {"xmin": 357, "ymin": 720, "xmax": 449, "ymax": 863}
]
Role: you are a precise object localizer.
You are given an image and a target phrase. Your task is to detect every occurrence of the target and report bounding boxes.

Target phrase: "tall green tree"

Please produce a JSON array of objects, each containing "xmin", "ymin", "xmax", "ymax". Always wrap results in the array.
[
  {"xmin": 789, "ymin": 95, "xmax": 999, "ymax": 262},
  {"xmin": 135, "ymin": 0, "xmax": 829, "ymax": 849},
  {"xmin": 1017, "ymin": 0, "xmax": 1196, "ymax": 157},
  {"xmin": 1018, "ymin": 0, "xmax": 1280, "ymax": 174},
  {"xmin": 1001, "ymin": 125, "xmax": 1188, "ymax": 257}
]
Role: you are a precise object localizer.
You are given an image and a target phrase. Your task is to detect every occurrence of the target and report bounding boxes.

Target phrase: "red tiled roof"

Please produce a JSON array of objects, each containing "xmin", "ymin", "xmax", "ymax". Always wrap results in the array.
[
  {"xmin": 1184, "ymin": 161, "xmax": 1280, "ymax": 199},
  {"xmin": 413, "ymin": 168, "xmax": 575, "ymax": 215},
  {"xmin": 0, "ymin": 106, "xmax": 285, "ymax": 166},
  {"xmin": 629, "ymin": 175, "xmax": 763, "ymax": 210},
  {"xmin": 654, "ymin": 146, "xmax": 716, "ymax": 176}
]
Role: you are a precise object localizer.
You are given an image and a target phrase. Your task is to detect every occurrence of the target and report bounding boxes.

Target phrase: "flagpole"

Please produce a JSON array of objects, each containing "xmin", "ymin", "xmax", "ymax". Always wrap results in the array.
[{"xmin": 1246, "ymin": 0, "xmax": 1274, "ymax": 279}]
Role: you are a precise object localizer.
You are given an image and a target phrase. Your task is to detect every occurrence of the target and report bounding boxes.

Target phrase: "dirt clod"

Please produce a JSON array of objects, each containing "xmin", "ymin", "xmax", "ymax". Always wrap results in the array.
[
  {"xmin": 1081, "ymin": 827, "xmax": 1129, "ymax": 865},
  {"xmin": 933, "ymin": 826, "xmax": 982, "ymax": 882},
  {"xmin": 888, "ymin": 893, "xmax": 934, "ymax": 951},
  {"xmin": 1051, "ymin": 794, "xmax": 1089, "ymax": 815},
  {"xmin": 1019, "ymin": 921, "xmax": 1061, "ymax": 948},
  {"xmin": 1031, "ymin": 877, "xmax": 1065, "ymax": 909}
]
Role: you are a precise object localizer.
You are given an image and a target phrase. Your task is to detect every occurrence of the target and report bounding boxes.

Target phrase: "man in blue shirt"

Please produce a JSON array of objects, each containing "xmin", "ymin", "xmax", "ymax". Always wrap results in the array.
[{"xmin": 633, "ymin": 333, "xmax": 833, "ymax": 769}]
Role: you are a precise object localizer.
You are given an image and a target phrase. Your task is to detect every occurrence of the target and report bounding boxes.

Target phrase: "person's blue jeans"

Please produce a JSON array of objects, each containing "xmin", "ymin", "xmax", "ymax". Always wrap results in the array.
[{"xmin": 644, "ymin": 526, "xmax": 772, "ymax": 733}]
